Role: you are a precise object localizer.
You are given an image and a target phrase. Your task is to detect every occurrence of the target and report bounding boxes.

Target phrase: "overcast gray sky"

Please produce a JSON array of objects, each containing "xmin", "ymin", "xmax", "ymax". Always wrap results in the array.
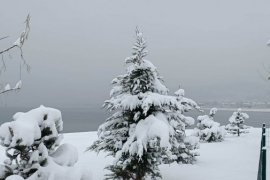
[{"xmin": 1, "ymin": 0, "xmax": 270, "ymax": 108}]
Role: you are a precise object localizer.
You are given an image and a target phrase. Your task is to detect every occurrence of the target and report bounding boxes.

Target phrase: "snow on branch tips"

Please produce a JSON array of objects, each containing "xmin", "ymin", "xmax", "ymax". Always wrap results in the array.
[
  {"xmin": 0, "ymin": 14, "xmax": 31, "ymax": 95},
  {"xmin": 0, "ymin": 14, "xmax": 30, "ymax": 60},
  {"xmin": 125, "ymin": 27, "xmax": 148, "ymax": 65},
  {"xmin": 267, "ymin": 39, "xmax": 270, "ymax": 47},
  {"xmin": 0, "ymin": 80, "xmax": 22, "ymax": 95}
]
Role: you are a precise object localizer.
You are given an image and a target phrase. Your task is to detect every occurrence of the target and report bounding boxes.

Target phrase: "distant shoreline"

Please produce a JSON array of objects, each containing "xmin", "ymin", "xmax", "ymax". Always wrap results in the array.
[
  {"xmin": 1, "ymin": 106, "xmax": 270, "ymax": 113},
  {"xmin": 201, "ymin": 107, "xmax": 270, "ymax": 112}
]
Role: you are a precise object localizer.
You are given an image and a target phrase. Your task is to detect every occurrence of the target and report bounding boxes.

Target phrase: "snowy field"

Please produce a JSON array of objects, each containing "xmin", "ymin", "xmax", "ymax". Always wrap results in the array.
[
  {"xmin": 70, "ymin": 128, "xmax": 261, "ymax": 180},
  {"xmin": 65, "ymin": 128, "xmax": 261, "ymax": 180},
  {"xmin": 0, "ymin": 128, "xmax": 260, "ymax": 180}
]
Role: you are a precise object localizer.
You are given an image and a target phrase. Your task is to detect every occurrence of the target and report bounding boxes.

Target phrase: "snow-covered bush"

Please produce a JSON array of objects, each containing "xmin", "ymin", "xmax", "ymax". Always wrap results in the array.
[
  {"xmin": 225, "ymin": 108, "xmax": 250, "ymax": 136},
  {"xmin": 193, "ymin": 108, "xmax": 225, "ymax": 142},
  {"xmin": 89, "ymin": 28, "xmax": 200, "ymax": 180},
  {"xmin": 0, "ymin": 105, "xmax": 90, "ymax": 180}
]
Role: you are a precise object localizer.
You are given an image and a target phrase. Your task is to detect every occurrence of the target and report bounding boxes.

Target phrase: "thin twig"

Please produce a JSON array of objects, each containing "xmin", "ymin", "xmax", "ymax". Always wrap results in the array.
[
  {"xmin": 0, "ymin": 45, "xmax": 17, "ymax": 55},
  {"xmin": 0, "ymin": 14, "xmax": 31, "ymax": 95},
  {"xmin": 0, "ymin": 36, "xmax": 9, "ymax": 41},
  {"xmin": 0, "ymin": 86, "xmax": 21, "ymax": 95},
  {"xmin": 0, "ymin": 14, "xmax": 30, "ymax": 62}
]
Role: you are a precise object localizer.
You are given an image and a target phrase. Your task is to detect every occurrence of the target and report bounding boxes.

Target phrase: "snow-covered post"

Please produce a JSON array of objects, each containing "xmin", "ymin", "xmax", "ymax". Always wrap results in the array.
[
  {"xmin": 89, "ymin": 28, "xmax": 200, "ymax": 179},
  {"xmin": 262, "ymin": 124, "xmax": 266, "ymax": 180},
  {"xmin": 225, "ymin": 108, "xmax": 250, "ymax": 136},
  {"xmin": 258, "ymin": 123, "xmax": 267, "ymax": 180}
]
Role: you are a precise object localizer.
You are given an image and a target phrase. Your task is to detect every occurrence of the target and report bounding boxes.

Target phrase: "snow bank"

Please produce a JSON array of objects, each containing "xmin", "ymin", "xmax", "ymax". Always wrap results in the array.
[
  {"xmin": 6, "ymin": 175, "xmax": 24, "ymax": 180},
  {"xmin": 27, "ymin": 158, "xmax": 91, "ymax": 180},
  {"xmin": 0, "ymin": 128, "xmax": 261, "ymax": 180},
  {"xmin": 51, "ymin": 143, "xmax": 78, "ymax": 166}
]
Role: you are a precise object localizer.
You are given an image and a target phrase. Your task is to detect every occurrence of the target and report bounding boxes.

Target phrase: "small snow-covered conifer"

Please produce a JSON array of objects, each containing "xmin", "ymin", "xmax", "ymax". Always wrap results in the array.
[
  {"xmin": 225, "ymin": 108, "xmax": 250, "ymax": 136},
  {"xmin": 0, "ymin": 106, "xmax": 89, "ymax": 180},
  {"xmin": 193, "ymin": 108, "xmax": 225, "ymax": 142},
  {"xmin": 89, "ymin": 28, "xmax": 200, "ymax": 180}
]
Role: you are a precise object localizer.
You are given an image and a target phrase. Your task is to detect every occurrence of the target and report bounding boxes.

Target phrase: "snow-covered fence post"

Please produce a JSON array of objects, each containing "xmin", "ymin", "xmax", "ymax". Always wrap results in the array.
[
  {"xmin": 262, "ymin": 124, "xmax": 266, "ymax": 180},
  {"xmin": 257, "ymin": 123, "xmax": 266, "ymax": 180}
]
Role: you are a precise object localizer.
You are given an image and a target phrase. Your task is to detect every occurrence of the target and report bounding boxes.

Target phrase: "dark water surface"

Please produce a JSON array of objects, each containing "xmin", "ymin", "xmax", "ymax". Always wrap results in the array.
[{"xmin": 0, "ymin": 107, "xmax": 269, "ymax": 133}]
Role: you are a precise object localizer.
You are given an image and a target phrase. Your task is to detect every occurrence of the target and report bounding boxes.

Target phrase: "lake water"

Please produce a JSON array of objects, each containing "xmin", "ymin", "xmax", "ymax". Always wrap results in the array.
[{"xmin": 0, "ymin": 107, "xmax": 269, "ymax": 133}]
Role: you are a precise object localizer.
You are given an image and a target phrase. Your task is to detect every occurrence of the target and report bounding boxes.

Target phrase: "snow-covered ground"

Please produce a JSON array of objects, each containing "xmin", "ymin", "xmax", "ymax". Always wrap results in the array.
[{"xmin": 0, "ymin": 128, "xmax": 262, "ymax": 180}]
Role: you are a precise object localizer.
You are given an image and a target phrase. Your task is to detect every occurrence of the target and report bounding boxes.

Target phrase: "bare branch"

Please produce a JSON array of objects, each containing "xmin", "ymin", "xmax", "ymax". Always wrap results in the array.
[
  {"xmin": 0, "ymin": 14, "xmax": 30, "ymax": 95},
  {"xmin": 0, "ymin": 81, "xmax": 22, "ymax": 95},
  {"xmin": 0, "ymin": 87, "xmax": 21, "ymax": 95},
  {"xmin": 0, "ymin": 36, "xmax": 9, "ymax": 41},
  {"xmin": 0, "ymin": 54, "xmax": 7, "ymax": 74},
  {"xmin": 0, "ymin": 45, "xmax": 17, "ymax": 56},
  {"xmin": 0, "ymin": 14, "xmax": 30, "ymax": 60}
]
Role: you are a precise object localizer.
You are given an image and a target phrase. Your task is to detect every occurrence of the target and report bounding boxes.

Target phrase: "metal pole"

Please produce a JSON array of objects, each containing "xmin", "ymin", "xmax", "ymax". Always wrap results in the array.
[{"xmin": 262, "ymin": 124, "xmax": 266, "ymax": 180}]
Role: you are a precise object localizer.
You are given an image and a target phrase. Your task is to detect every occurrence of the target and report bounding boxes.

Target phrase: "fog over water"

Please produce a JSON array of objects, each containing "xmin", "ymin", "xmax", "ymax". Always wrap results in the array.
[
  {"xmin": 1, "ymin": 0, "xmax": 270, "ymax": 109},
  {"xmin": 1, "ymin": 1, "xmax": 270, "ymax": 132},
  {"xmin": 0, "ymin": 107, "xmax": 268, "ymax": 133}
]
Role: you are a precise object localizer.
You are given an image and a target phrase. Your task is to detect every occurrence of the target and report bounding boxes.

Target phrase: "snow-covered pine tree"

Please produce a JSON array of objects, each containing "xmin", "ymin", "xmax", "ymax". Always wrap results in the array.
[
  {"xmin": 193, "ymin": 108, "xmax": 225, "ymax": 142},
  {"xmin": 225, "ymin": 108, "xmax": 250, "ymax": 136},
  {"xmin": 0, "ymin": 106, "xmax": 89, "ymax": 180},
  {"xmin": 89, "ymin": 28, "xmax": 200, "ymax": 180},
  {"xmin": 161, "ymin": 88, "xmax": 200, "ymax": 164}
]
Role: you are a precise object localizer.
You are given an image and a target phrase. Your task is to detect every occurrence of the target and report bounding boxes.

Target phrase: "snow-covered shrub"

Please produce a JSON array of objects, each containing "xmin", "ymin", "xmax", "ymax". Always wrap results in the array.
[
  {"xmin": 89, "ymin": 28, "xmax": 200, "ymax": 180},
  {"xmin": 0, "ymin": 105, "xmax": 90, "ymax": 180},
  {"xmin": 225, "ymin": 108, "xmax": 250, "ymax": 136},
  {"xmin": 193, "ymin": 108, "xmax": 225, "ymax": 142}
]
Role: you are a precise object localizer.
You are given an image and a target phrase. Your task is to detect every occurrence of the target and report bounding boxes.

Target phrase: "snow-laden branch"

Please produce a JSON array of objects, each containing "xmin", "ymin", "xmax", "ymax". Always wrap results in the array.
[
  {"xmin": 267, "ymin": 39, "xmax": 270, "ymax": 47},
  {"xmin": 0, "ymin": 80, "xmax": 22, "ymax": 95},
  {"xmin": 0, "ymin": 14, "xmax": 31, "ymax": 95},
  {"xmin": 0, "ymin": 36, "xmax": 9, "ymax": 41},
  {"xmin": 0, "ymin": 14, "xmax": 30, "ymax": 54},
  {"xmin": 266, "ymin": 39, "xmax": 270, "ymax": 80},
  {"xmin": 0, "ymin": 14, "xmax": 31, "ymax": 71}
]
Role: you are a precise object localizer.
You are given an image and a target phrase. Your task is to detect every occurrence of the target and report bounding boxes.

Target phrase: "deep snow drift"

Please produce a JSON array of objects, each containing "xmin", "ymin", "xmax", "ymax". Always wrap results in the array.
[{"xmin": 0, "ymin": 128, "xmax": 260, "ymax": 180}]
